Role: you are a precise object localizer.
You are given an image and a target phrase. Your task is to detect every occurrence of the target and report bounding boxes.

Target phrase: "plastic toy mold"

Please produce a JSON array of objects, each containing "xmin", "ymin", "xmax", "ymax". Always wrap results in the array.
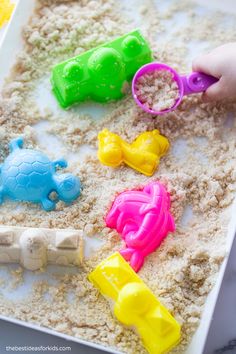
[
  {"xmin": 98, "ymin": 129, "xmax": 169, "ymax": 176},
  {"xmin": 89, "ymin": 252, "xmax": 181, "ymax": 354},
  {"xmin": 51, "ymin": 30, "xmax": 152, "ymax": 108},
  {"xmin": 0, "ymin": 137, "xmax": 81, "ymax": 211},
  {"xmin": 0, "ymin": 0, "xmax": 15, "ymax": 28},
  {"xmin": 132, "ymin": 62, "xmax": 218, "ymax": 115},
  {"xmin": 106, "ymin": 181, "xmax": 175, "ymax": 272}
]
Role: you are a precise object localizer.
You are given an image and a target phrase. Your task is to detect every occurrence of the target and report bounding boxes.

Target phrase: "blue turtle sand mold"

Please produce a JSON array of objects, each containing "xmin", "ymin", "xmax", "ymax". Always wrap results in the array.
[{"xmin": 0, "ymin": 137, "xmax": 81, "ymax": 211}]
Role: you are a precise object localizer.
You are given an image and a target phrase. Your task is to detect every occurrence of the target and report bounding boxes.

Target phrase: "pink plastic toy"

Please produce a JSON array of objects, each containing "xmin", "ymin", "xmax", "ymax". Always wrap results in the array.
[
  {"xmin": 105, "ymin": 181, "xmax": 175, "ymax": 272},
  {"xmin": 132, "ymin": 62, "xmax": 218, "ymax": 115}
]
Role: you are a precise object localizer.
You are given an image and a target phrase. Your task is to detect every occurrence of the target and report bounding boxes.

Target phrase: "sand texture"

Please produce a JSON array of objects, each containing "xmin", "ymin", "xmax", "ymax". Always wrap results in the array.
[{"xmin": 0, "ymin": 0, "xmax": 236, "ymax": 353}]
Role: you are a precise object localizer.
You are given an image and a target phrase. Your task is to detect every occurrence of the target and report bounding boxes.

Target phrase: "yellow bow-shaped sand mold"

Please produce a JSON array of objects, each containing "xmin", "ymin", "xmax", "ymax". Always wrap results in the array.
[{"xmin": 98, "ymin": 129, "xmax": 169, "ymax": 176}]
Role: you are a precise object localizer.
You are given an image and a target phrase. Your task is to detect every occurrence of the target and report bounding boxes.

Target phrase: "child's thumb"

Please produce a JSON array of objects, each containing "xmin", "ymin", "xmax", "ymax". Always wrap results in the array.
[{"xmin": 202, "ymin": 80, "xmax": 223, "ymax": 102}]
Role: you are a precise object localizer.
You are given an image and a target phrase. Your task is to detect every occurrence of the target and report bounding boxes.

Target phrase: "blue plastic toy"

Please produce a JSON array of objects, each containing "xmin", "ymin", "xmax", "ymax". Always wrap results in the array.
[{"xmin": 0, "ymin": 137, "xmax": 81, "ymax": 211}]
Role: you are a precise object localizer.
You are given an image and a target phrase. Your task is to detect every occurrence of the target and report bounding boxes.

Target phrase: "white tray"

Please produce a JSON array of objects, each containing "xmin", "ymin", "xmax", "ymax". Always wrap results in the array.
[{"xmin": 0, "ymin": 1, "xmax": 236, "ymax": 353}]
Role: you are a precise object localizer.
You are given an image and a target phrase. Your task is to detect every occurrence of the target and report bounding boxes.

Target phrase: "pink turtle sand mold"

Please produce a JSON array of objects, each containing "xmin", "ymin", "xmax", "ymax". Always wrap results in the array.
[
  {"xmin": 105, "ymin": 181, "xmax": 175, "ymax": 272},
  {"xmin": 132, "ymin": 62, "xmax": 218, "ymax": 115}
]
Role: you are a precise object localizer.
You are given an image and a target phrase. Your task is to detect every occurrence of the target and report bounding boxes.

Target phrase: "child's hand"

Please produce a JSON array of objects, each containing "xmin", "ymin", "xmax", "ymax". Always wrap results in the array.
[{"xmin": 192, "ymin": 43, "xmax": 236, "ymax": 102}]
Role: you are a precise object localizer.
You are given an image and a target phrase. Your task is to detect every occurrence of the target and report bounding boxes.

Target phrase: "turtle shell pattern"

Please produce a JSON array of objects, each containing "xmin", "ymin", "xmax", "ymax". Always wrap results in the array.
[{"xmin": 1, "ymin": 149, "xmax": 55, "ymax": 202}]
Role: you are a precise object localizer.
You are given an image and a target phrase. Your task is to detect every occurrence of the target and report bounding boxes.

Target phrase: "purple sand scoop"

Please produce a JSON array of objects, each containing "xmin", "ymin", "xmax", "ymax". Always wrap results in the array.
[{"xmin": 132, "ymin": 62, "xmax": 218, "ymax": 115}]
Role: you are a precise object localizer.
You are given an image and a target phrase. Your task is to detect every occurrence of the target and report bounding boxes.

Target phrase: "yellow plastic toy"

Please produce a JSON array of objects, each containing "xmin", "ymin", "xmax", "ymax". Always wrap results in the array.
[
  {"xmin": 0, "ymin": 0, "xmax": 15, "ymax": 28},
  {"xmin": 89, "ymin": 252, "xmax": 181, "ymax": 354},
  {"xmin": 97, "ymin": 129, "xmax": 169, "ymax": 176}
]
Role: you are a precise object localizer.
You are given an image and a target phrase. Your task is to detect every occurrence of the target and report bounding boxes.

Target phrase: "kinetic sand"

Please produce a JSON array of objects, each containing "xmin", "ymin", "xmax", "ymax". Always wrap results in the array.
[
  {"xmin": 135, "ymin": 69, "xmax": 179, "ymax": 112},
  {"xmin": 0, "ymin": 0, "xmax": 236, "ymax": 353}
]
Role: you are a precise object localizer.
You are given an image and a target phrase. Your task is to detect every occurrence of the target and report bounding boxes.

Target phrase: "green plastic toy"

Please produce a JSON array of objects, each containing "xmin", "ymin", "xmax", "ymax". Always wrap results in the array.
[{"xmin": 51, "ymin": 30, "xmax": 153, "ymax": 109}]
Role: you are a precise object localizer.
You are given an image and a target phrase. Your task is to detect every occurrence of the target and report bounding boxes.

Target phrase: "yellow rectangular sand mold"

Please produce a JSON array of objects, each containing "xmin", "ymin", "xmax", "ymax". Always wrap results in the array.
[{"xmin": 89, "ymin": 252, "xmax": 181, "ymax": 354}]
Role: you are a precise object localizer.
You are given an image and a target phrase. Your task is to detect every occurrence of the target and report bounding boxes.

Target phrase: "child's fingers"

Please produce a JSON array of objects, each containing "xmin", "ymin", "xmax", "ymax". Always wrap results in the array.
[
  {"xmin": 192, "ymin": 53, "xmax": 221, "ymax": 78},
  {"xmin": 192, "ymin": 54, "xmax": 212, "ymax": 75},
  {"xmin": 201, "ymin": 80, "xmax": 224, "ymax": 102}
]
